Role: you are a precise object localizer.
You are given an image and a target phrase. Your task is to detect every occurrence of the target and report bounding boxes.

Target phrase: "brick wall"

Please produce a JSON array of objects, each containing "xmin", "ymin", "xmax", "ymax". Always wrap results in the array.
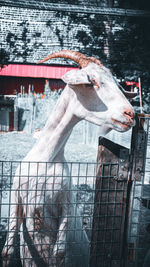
[
  {"xmin": 1, "ymin": 4, "xmax": 150, "ymax": 66},
  {"xmin": 1, "ymin": 5, "xmax": 87, "ymax": 64},
  {"xmin": 2, "ymin": 4, "xmax": 111, "ymax": 65}
]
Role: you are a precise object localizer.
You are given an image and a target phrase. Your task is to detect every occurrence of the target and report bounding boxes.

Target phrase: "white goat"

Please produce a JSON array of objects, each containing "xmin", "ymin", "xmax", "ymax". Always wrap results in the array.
[{"xmin": 2, "ymin": 50, "xmax": 135, "ymax": 267}]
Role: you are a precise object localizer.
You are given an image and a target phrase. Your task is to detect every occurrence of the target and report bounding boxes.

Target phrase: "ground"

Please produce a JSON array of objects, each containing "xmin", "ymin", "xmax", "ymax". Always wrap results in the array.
[{"xmin": 0, "ymin": 131, "xmax": 97, "ymax": 162}]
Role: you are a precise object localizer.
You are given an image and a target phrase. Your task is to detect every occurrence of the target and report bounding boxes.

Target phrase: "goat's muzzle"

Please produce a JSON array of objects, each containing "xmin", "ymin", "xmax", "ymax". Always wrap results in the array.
[{"xmin": 111, "ymin": 108, "xmax": 135, "ymax": 131}]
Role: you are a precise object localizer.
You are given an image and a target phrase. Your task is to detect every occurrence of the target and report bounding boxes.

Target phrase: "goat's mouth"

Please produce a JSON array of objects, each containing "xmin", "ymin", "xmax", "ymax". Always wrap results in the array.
[{"xmin": 111, "ymin": 118, "xmax": 135, "ymax": 131}]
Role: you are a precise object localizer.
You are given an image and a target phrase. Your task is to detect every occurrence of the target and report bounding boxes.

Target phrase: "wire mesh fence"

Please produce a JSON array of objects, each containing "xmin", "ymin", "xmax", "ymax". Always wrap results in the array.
[
  {"xmin": 0, "ymin": 160, "xmax": 128, "ymax": 267},
  {"xmin": 0, "ymin": 161, "xmax": 95, "ymax": 267}
]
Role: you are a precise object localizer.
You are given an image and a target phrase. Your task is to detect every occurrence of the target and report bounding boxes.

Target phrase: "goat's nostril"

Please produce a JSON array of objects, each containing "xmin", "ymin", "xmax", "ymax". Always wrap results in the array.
[{"xmin": 123, "ymin": 109, "xmax": 134, "ymax": 119}]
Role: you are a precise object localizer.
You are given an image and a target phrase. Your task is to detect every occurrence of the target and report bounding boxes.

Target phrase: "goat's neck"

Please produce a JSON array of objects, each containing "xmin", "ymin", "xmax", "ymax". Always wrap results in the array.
[{"xmin": 25, "ymin": 88, "xmax": 79, "ymax": 162}]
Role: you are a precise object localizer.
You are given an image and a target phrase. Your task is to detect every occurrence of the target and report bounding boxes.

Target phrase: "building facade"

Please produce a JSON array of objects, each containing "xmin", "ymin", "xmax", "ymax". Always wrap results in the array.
[{"xmin": 0, "ymin": 0, "xmax": 150, "ymax": 101}]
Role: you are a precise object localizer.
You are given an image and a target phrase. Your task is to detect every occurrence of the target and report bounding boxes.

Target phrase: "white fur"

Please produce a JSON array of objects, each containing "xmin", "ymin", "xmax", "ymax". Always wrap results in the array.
[{"xmin": 2, "ymin": 63, "xmax": 134, "ymax": 267}]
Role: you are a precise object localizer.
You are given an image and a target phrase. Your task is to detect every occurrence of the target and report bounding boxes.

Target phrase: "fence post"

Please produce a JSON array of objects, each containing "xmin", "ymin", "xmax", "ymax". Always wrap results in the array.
[
  {"xmin": 127, "ymin": 114, "xmax": 150, "ymax": 266},
  {"xmin": 90, "ymin": 138, "xmax": 130, "ymax": 267}
]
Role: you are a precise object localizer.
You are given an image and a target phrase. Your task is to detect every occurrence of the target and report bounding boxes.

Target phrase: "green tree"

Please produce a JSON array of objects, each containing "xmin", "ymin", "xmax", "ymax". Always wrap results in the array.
[{"xmin": 109, "ymin": 17, "xmax": 150, "ymax": 112}]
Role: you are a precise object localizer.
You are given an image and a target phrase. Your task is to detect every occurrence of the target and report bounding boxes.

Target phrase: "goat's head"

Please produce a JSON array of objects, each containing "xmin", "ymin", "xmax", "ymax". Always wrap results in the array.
[{"xmin": 38, "ymin": 50, "xmax": 136, "ymax": 134}]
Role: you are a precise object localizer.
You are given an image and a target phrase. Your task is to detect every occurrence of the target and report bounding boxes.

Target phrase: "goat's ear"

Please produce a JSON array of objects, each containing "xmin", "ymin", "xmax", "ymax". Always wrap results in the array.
[{"xmin": 62, "ymin": 69, "xmax": 91, "ymax": 85}]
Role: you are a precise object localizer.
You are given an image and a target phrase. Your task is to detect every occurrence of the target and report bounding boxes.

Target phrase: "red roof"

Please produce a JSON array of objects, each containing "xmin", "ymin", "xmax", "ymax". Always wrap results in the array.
[{"xmin": 0, "ymin": 64, "xmax": 78, "ymax": 79}]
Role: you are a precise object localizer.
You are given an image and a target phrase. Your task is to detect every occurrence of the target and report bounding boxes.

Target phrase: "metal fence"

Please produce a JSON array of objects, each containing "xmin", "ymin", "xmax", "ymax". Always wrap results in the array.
[{"xmin": 0, "ymin": 160, "xmax": 127, "ymax": 267}]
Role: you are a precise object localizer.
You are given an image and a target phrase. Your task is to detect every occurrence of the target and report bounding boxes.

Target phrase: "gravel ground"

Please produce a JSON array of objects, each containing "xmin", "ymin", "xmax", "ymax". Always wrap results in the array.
[
  {"xmin": 0, "ymin": 132, "xmax": 35, "ymax": 162},
  {"xmin": 0, "ymin": 131, "xmax": 97, "ymax": 162}
]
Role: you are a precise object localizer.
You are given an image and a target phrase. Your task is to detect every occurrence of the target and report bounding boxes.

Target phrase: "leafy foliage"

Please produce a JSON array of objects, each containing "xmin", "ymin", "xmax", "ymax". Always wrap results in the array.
[
  {"xmin": 5, "ymin": 21, "xmax": 42, "ymax": 63},
  {"xmin": 0, "ymin": 48, "xmax": 10, "ymax": 68},
  {"xmin": 108, "ymin": 17, "xmax": 150, "ymax": 112}
]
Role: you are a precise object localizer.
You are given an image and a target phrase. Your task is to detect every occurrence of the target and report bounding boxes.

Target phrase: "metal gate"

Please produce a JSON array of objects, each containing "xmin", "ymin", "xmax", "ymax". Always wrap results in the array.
[{"xmin": 0, "ymin": 114, "xmax": 149, "ymax": 267}]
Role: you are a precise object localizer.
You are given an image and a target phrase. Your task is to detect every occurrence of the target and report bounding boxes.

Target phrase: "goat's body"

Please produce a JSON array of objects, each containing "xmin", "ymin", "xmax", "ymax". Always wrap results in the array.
[
  {"xmin": 2, "ymin": 51, "xmax": 135, "ymax": 267},
  {"xmin": 2, "ymin": 87, "xmax": 90, "ymax": 266}
]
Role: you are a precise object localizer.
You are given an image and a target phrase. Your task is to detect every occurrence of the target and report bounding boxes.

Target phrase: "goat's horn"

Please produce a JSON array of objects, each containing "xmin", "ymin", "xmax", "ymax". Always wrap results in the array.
[
  {"xmin": 87, "ymin": 57, "xmax": 102, "ymax": 66},
  {"xmin": 37, "ymin": 50, "xmax": 102, "ymax": 68}
]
